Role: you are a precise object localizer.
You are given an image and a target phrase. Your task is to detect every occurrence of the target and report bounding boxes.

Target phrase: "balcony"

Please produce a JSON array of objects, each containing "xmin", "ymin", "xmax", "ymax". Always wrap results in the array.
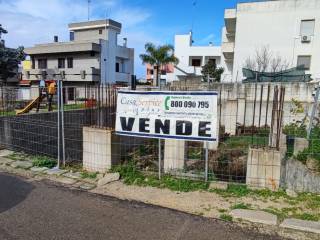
[
  {"xmin": 222, "ymin": 42, "xmax": 235, "ymax": 60},
  {"xmin": 224, "ymin": 9, "xmax": 236, "ymax": 34},
  {"xmin": 23, "ymin": 68, "xmax": 100, "ymax": 82},
  {"xmin": 175, "ymin": 65, "xmax": 202, "ymax": 76}
]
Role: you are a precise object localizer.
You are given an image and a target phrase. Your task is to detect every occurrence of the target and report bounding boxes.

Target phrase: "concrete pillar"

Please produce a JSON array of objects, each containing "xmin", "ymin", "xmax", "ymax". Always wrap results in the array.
[
  {"xmin": 164, "ymin": 139, "xmax": 185, "ymax": 172},
  {"xmin": 246, "ymin": 147, "xmax": 282, "ymax": 191},
  {"xmin": 83, "ymin": 127, "xmax": 120, "ymax": 173},
  {"xmin": 225, "ymin": 99, "xmax": 237, "ymax": 135}
]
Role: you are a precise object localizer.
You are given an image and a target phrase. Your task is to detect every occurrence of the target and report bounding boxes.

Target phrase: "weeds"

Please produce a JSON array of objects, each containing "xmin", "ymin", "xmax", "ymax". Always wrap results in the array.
[
  {"xmin": 31, "ymin": 155, "xmax": 56, "ymax": 168},
  {"xmin": 231, "ymin": 203, "xmax": 251, "ymax": 210},
  {"xmin": 112, "ymin": 162, "xmax": 209, "ymax": 192},
  {"xmin": 81, "ymin": 171, "xmax": 98, "ymax": 179},
  {"xmin": 220, "ymin": 214, "xmax": 233, "ymax": 222}
]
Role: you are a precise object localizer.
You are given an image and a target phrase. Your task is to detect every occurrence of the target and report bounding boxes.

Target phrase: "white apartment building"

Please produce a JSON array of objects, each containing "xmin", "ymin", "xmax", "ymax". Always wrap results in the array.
[
  {"xmin": 223, "ymin": 0, "xmax": 320, "ymax": 82},
  {"xmin": 167, "ymin": 32, "xmax": 226, "ymax": 82},
  {"xmin": 172, "ymin": 0, "xmax": 320, "ymax": 83},
  {"xmin": 24, "ymin": 19, "xmax": 134, "ymax": 86}
]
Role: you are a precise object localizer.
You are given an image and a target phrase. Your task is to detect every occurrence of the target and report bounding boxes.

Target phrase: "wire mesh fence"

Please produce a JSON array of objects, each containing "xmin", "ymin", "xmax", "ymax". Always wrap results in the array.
[{"xmin": 1, "ymin": 81, "xmax": 320, "ymax": 192}]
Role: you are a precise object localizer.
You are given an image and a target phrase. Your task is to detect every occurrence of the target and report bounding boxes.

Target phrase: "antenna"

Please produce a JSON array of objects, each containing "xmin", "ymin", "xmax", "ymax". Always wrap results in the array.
[
  {"xmin": 191, "ymin": 0, "xmax": 197, "ymax": 33},
  {"xmin": 87, "ymin": 0, "xmax": 91, "ymax": 21}
]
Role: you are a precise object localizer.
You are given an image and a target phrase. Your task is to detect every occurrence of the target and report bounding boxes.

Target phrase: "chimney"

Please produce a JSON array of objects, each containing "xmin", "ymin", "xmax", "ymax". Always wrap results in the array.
[
  {"xmin": 54, "ymin": 35, "xmax": 58, "ymax": 42},
  {"xmin": 123, "ymin": 38, "xmax": 127, "ymax": 47},
  {"xmin": 209, "ymin": 42, "xmax": 213, "ymax": 46}
]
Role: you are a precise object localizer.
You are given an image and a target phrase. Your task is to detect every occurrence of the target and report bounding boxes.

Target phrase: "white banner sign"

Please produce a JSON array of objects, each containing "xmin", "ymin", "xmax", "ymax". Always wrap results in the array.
[{"xmin": 115, "ymin": 91, "xmax": 218, "ymax": 142}]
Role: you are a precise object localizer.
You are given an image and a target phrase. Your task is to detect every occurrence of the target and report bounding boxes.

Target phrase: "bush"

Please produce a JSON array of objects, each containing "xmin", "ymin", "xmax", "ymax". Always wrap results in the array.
[{"xmin": 32, "ymin": 155, "xmax": 56, "ymax": 168}]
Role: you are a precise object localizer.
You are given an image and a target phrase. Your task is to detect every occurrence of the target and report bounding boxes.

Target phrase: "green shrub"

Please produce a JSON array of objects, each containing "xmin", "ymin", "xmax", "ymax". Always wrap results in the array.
[{"xmin": 32, "ymin": 155, "xmax": 56, "ymax": 168}]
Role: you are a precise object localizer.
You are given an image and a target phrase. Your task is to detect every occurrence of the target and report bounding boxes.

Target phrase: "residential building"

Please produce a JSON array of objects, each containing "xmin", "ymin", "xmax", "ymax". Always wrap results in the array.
[
  {"xmin": 145, "ymin": 63, "xmax": 174, "ymax": 84},
  {"xmin": 168, "ymin": 32, "xmax": 227, "ymax": 82},
  {"xmin": 23, "ymin": 19, "xmax": 134, "ymax": 98},
  {"xmin": 223, "ymin": 0, "xmax": 320, "ymax": 82}
]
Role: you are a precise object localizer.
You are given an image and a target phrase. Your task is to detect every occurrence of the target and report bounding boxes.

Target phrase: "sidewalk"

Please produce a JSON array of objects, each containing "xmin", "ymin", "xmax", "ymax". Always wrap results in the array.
[{"xmin": 0, "ymin": 150, "xmax": 319, "ymax": 240}]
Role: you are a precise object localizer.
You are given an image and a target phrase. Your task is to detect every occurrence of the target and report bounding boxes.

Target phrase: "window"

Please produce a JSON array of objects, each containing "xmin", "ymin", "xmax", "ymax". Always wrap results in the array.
[
  {"xmin": 208, "ymin": 59, "xmax": 216, "ymax": 66},
  {"xmin": 69, "ymin": 31, "xmax": 74, "ymax": 41},
  {"xmin": 38, "ymin": 59, "xmax": 47, "ymax": 69},
  {"xmin": 67, "ymin": 58, "xmax": 73, "ymax": 68},
  {"xmin": 90, "ymin": 51, "xmax": 95, "ymax": 57},
  {"xmin": 161, "ymin": 70, "xmax": 166, "ymax": 75},
  {"xmin": 191, "ymin": 58, "xmax": 201, "ymax": 67},
  {"xmin": 149, "ymin": 69, "xmax": 154, "ymax": 75},
  {"xmin": 297, "ymin": 56, "xmax": 311, "ymax": 70},
  {"xmin": 31, "ymin": 57, "xmax": 35, "ymax": 69},
  {"xmin": 300, "ymin": 20, "xmax": 315, "ymax": 36},
  {"xmin": 58, "ymin": 58, "xmax": 65, "ymax": 68},
  {"xmin": 116, "ymin": 62, "xmax": 120, "ymax": 72},
  {"xmin": 99, "ymin": 29, "xmax": 103, "ymax": 35}
]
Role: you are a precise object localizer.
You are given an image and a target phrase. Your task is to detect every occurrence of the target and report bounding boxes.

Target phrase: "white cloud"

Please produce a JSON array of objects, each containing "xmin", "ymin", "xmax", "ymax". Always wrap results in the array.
[{"xmin": 0, "ymin": 0, "xmax": 164, "ymax": 77}]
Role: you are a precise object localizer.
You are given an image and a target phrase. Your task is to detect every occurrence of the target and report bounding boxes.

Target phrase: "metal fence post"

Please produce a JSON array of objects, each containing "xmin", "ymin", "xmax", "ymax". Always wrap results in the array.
[
  {"xmin": 60, "ymin": 80, "xmax": 66, "ymax": 167},
  {"xmin": 57, "ymin": 79, "xmax": 60, "ymax": 169},
  {"xmin": 158, "ymin": 139, "xmax": 161, "ymax": 180},
  {"xmin": 205, "ymin": 141, "xmax": 209, "ymax": 182}
]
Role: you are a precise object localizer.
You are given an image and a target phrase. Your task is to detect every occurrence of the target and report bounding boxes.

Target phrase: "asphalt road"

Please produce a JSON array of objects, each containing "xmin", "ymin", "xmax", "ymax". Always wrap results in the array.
[{"xmin": 0, "ymin": 172, "xmax": 285, "ymax": 240}]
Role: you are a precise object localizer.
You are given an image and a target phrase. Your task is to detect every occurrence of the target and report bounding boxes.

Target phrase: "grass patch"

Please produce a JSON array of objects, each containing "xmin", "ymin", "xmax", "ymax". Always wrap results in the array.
[
  {"xmin": 231, "ymin": 203, "xmax": 251, "ymax": 210},
  {"xmin": 81, "ymin": 171, "xmax": 98, "ymax": 179},
  {"xmin": 210, "ymin": 183, "xmax": 287, "ymax": 199},
  {"xmin": 112, "ymin": 162, "xmax": 209, "ymax": 192},
  {"xmin": 220, "ymin": 214, "xmax": 233, "ymax": 222},
  {"xmin": 293, "ymin": 213, "xmax": 319, "ymax": 221},
  {"xmin": 218, "ymin": 209, "xmax": 227, "ymax": 213},
  {"xmin": 31, "ymin": 155, "xmax": 56, "ymax": 168}
]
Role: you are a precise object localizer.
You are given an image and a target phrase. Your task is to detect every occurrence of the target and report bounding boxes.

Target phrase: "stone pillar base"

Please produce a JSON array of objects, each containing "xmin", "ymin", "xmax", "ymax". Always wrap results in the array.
[
  {"xmin": 83, "ymin": 127, "xmax": 120, "ymax": 173},
  {"xmin": 164, "ymin": 139, "xmax": 185, "ymax": 172},
  {"xmin": 246, "ymin": 147, "xmax": 282, "ymax": 191}
]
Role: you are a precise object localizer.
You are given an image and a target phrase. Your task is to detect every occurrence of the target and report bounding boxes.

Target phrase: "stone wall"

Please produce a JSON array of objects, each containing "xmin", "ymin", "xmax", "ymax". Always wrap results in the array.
[{"xmin": 282, "ymin": 159, "xmax": 320, "ymax": 193}]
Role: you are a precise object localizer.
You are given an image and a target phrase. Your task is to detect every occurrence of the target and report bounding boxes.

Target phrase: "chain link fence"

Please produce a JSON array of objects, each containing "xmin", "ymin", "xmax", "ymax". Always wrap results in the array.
[{"xmin": 1, "ymin": 81, "xmax": 320, "ymax": 192}]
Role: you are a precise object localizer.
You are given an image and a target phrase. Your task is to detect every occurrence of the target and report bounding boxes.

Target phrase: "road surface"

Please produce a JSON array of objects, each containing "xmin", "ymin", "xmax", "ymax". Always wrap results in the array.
[{"xmin": 0, "ymin": 172, "xmax": 285, "ymax": 240}]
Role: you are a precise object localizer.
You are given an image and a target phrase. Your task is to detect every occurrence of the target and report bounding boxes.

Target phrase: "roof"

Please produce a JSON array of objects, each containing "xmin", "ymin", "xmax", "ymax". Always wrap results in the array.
[
  {"xmin": 68, "ymin": 19, "xmax": 121, "ymax": 31},
  {"xmin": 25, "ymin": 41, "xmax": 101, "ymax": 55}
]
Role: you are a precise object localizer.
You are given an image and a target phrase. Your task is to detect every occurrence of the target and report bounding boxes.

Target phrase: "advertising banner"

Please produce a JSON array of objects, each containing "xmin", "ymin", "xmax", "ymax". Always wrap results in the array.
[{"xmin": 115, "ymin": 91, "xmax": 218, "ymax": 142}]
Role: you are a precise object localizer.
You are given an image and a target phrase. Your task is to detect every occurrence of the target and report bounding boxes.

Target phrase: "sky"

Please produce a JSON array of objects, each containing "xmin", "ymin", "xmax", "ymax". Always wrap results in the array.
[{"xmin": 0, "ymin": 0, "xmax": 252, "ymax": 78}]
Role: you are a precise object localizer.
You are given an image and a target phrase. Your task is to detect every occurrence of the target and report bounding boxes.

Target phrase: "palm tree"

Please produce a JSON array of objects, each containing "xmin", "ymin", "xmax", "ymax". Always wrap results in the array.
[{"xmin": 140, "ymin": 43, "xmax": 179, "ymax": 87}]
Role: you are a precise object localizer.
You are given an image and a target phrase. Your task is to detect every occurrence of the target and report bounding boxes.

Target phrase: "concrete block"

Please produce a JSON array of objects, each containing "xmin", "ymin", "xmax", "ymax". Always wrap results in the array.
[
  {"xmin": 79, "ymin": 183, "xmax": 96, "ymax": 190},
  {"xmin": 30, "ymin": 166, "xmax": 49, "ymax": 173},
  {"xmin": 83, "ymin": 127, "xmax": 121, "ymax": 173},
  {"xmin": 230, "ymin": 209, "xmax": 277, "ymax": 225},
  {"xmin": 11, "ymin": 161, "xmax": 33, "ymax": 169},
  {"xmin": 97, "ymin": 172, "xmax": 120, "ymax": 186},
  {"xmin": 55, "ymin": 177, "xmax": 78, "ymax": 185},
  {"xmin": 63, "ymin": 172, "xmax": 82, "ymax": 179},
  {"xmin": 0, "ymin": 157, "xmax": 14, "ymax": 165},
  {"xmin": 280, "ymin": 218, "xmax": 320, "ymax": 234},
  {"xmin": 293, "ymin": 137, "xmax": 309, "ymax": 156},
  {"xmin": 246, "ymin": 147, "xmax": 282, "ymax": 191},
  {"xmin": 0, "ymin": 150, "xmax": 14, "ymax": 157},
  {"xmin": 164, "ymin": 139, "xmax": 185, "ymax": 172},
  {"xmin": 45, "ymin": 168, "xmax": 68, "ymax": 176},
  {"xmin": 209, "ymin": 181, "xmax": 228, "ymax": 190}
]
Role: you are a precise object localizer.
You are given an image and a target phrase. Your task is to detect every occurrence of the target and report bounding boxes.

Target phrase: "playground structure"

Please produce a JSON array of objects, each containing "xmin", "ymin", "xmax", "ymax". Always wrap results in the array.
[{"xmin": 16, "ymin": 81, "xmax": 57, "ymax": 115}]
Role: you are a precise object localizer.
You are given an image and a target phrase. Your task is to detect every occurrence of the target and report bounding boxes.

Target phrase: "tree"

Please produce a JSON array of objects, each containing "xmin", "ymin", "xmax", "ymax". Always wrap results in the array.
[
  {"xmin": 201, "ymin": 60, "xmax": 224, "ymax": 82},
  {"xmin": 244, "ymin": 46, "xmax": 290, "ymax": 73},
  {"xmin": 0, "ymin": 25, "xmax": 25, "ymax": 84},
  {"xmin": 140, "ymin": 43, "xmax": 178, "ymax": 86}
]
